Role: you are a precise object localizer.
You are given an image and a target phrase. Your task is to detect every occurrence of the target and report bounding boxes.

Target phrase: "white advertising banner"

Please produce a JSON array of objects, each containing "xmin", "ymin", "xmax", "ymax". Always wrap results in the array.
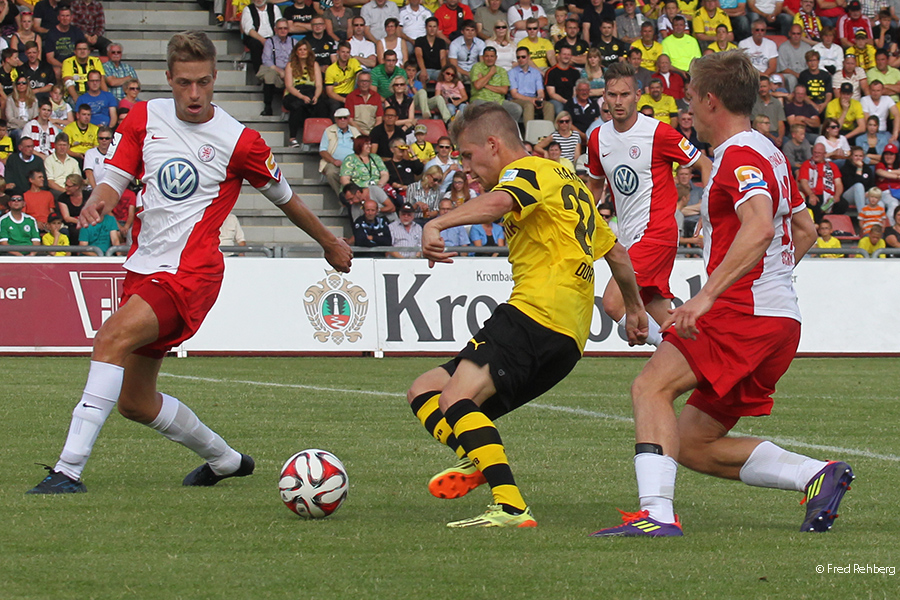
[{"xmin": 2, "ymin": 257, "xmax": 898, "ymax": 354}]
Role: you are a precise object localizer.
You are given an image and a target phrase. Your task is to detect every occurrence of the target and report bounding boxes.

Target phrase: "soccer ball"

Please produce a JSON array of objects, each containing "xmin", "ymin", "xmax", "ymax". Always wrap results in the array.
[{"xmin": 278, "ymin": 449, "xmax": 348, "ymax": 519}]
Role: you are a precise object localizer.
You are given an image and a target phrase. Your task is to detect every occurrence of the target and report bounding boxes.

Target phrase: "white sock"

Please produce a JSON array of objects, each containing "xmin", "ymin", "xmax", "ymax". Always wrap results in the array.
[
  {"xmin": 739, "ymin": 441, "xmax": 828, "ymax": 492},
  {"xmin": 148, "ymin": 393, "xmax": 241, "ymax": 475},
  {"xmin": 635, "ymin": 453, "xmax": 678, "ymax": 523},
  {"xmin": 619, "ymin": 314, "xmax": 664, "ymax": 346},
  {"xmin": 56, "ymin": 361, "xmax": 124, "ymax": 480}
]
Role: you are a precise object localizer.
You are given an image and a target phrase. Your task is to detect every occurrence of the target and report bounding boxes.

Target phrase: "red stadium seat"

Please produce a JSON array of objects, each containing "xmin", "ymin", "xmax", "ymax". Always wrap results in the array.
[
  {"xmin": 301, "ymin": 118, "xmax": 333, "ymax": 147},
  {"xmin": 418, "ymin": 119, "xmax": 448, "ymax": 144},
  {"xmin": 824, "ymin": 214, "xmax": 858, "ymax": 240}
]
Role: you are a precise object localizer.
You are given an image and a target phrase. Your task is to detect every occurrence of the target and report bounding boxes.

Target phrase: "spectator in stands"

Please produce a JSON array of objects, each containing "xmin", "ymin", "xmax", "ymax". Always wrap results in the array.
[
  {"xmin": 44, "ymin": 132, "xmax": 79, "ymax": 194},
  {"xmin": 415, "ymin": 17, "xmax": 448, "ymax": 82},
  {"xmin": 62, "ymin": 41, "xmax": 105, "ymax": 102},
  {"xmin": 475, "ymin": 0, "xmax": 504, "ymax": 40},
  {"xmin": 0, "ymin": 120, "xmax": 10, "ymax": 163},
  {"xmin": 340, "ymin": 134, "xmax": 388, "ymax": 191},
  {"xmin": 836, "ymin": 0, "xmax": 870, "ymax": 49},
  {"xmin": 63, "ymin": 103, "xmax": 97, "ymax": 160},
  {"xmin": 534, "ymin": 110, "xmax": 581, "ymax": 160},
  {"xmin": 421, "ymin": 64, "xmax": 458, "ymax": 121},
  {"xmin": 656, "ymin": 0, "xmax": 679, "ymax": 38},
  {"xmin": 469, "ymin": 46, "xmax": 523, "ymax": 122},
  {"xmin": 351, "ymin": 198, "xmax": 392, "ymax": 248},
  {"xmin": 256, "ymin": 19, "xmax": 295, "ymax": 117},
  {"xmin": 846, "ymin": 30, "xmax": 876, "ymax": 72},
  {"xmin": 858, "ymin": 115, "xmax": 889, "ymax": 163},
  {"xmin": 442, "ymin": 169, "xmax": 472, "ymax": 207},
  {"xmin": 799, "ymin": 50, "xmax": 832, "ymax": 112},
  {"xmin": 704, "ymin": 22, "xmax": 738, "ymax": 54},
  {"xmin": 56, "ymin": 172, "xmax": 85, "ymax": 243},
  {"xmin": 748, "ymin": 0, "xmax": 792, "ymax": 36},
  {"xmin": 832, "ymin": 53, "xmax": 868, "ymax": 99},
  {"xmin": 639, "ymin": 77, "xmax": 678, "ymax": 124},
  {"xmin": 41, "ymin": 211, "xmax": 69, "ymax": 255},
  {"xmin": 694, "ymin": 0, "xmax": 733, "ymax": 46},
  {"xmin": 866, "ymin": 49, "xmax": 900, "ymax": 102},
  {"xmin": 409, "ymin": 124, "xmax": 434, "ymax": 163},
  {"xmin": 24, "ymin": 170, "xmax": 54, "ymax": 231},
  {"xmin": 508, "ymin": 46, "xmax": 550, "ymax": 122},
  {"xmin": 858, "ymin": 222, "xmax": 886, "ymax": 255},
  {"xmin": 448, "ymin": 20, "xmax": 485, "ymax": 80},
  {"xmin": 6, "ymin": 76, "xmax": 39, "ymax": 138},
  {"xmin": 79, "ymin": 208, "xmax": 120, "ymax": 255},
  {"xmin": 77, "ymin": 69, "xmax": 116, "ymax": 127},
  {"xmin": 307, "ymin": 16, "xmax": 337, "ymax": 68},
  {"xmin": 70, "ymin": 0, "xmax": 109, "ymax": 55},
  {"xmin": 517, "ymin": 17, "xmax": 555, "ymax": 71},
  {"xmin": 348, "ymin": 17, "xmax": 377, "ymax": 69},
  {"xmin": 616, "ymin": 0, "xmax": 646, "ymax": 45},
  {"xmin": 858, "ymin": 185, "xmax": 887, "ymax": 233},
  {"xmin": 785, "ymin": 84, "xmax": 821, "ymax": 142},
  {"xmin": 117, "ymin": 77, "xmax": 140, "ymax": 114},
  {"xmin": 799, "ymin": 142, "xmax": 844, "ymax": 221},
  {"xmin": 371, "ymin": 49, "xmax": 406, "ymax": 100},
  {"xmin": 405, "ymin": 163, "xmax": 442, "ymax": 220},
  {"xmin": 47, "ymin": 84, "xmax": 72, "ymax": 127},
  {"xmin": 861, "ymin": 80, "xmax": 899, "ymax": 142},
  {"xmin": 376, "ymin": 18, "xmax": 406, "ymax": 66},
  {"xmin": 545, "ymin": 46, "xmax": 579, "ymax": 115},
  {"xmin": 43, "ymin": 5, "xmax": 85, "ymax": 81},
  {"xmin": 319, "ymin": 107, "xmax": 358, "ymax": 195},
  {"xmin": 341, "ymin": 181, "xmax": 394, "ymax": 223},
  {"xmin": 20, "ymin": 42, "xmax": 55, "ymax": 99},
  {"xmin": 840, "ymin": 145, "xmax": 875, "ymax": 210},
  {"xmin": 751, "ymin": 75, "xmax": 785, "ymax": 146},
  {"xmin": 555, "ymin": 17, "xmax": 588, "ymax": 67},
  {"xmin": 370, "ymin": 104, "xmax": 408, "ymax": 159},
  {"xmin": 816, "ymin": 116, "xmax": 852, "ymax": 161},
  {"xmin": 777, "ymin": 24, "xmax": 812, "ymax": 91},
  {"xmin": 651, "ymin": 54, "xmax": 685, "ymax": 101},
  {"xmin": 323, "ymin": 0, "xmax": 354, "ymax": 43},
  {"xmin": 814, "ymin": 219, "xmax": 842, "ymax": 257},
  {"xmin": 284, "ymin": 39, "xmax": 323, "ymax": 148},
  {"xmin": 218, "ymin": 212, "xmax": 247, "ymax": 250},
  {"xmin": 565, "ymin": 78, "xmax": 601, "ymax": 134},
  {"xmin": 825, "ymin": 82, "xmax": 865, "ymax": 140},
  {"xmin": 0, "ymin": 49, "xmax": 23, "ymax": 109},
  {"xmin": 875, "ymin": 143, "xmax": 900, "ymax": 219},
  {"xmin": 720, "ymin": 0, "xmax": 751, "ymax": 41},
  {"xmin": 83, "ymin": 124, "xmax": 110, "ymax": 189},
  {"xmin": 384, "ymin": 137, "xmax": 422, "ymax": 197},
  {"xmin": 99, "ymin": 43, "xmax": 135, "ymax": 103},
  {"xmin": 242, "ymin": 0, "xmax": 282, "ymax": 75},
  {"xmin": 384, "ymin": 76, "xmax": 415, "ymax": 129},
  {"xmin": 793, "ymin": 0, "xmax": 823, "ymax": 45},
  {"xmin": 885, "ymin": 206, "xmax": 900, "ymax": 243},
  {"xmin": 388, "ymin": 201, "xmax": 421, "ymax": 257},
  {"xmin": 399, "ymin": 0, "xmax": 431, "ymax": 48},
  {"xmin": 437, "ymin": 198, "xmax": 470, "ymax": 250},
  {"xmin": 594, "ymin": 19, "xmax": 630, "ymax": 67},
  {"xmin": 582, "ymin": 0, "xmax": 615, "ymax": 47},
  {"xmin": 660, "ymin": 16, "xmax": 701, "ymax": 75},
  {"xmin": 32, "ymin": 0, "xmax": 62, "ymax": 36},
  {"xmin": 0, "ymin": 193, "xmax": 40, "ymax": 254},
  {"xmin": 508, "ymin": 0, "xmax": 547, "ymax": 45},
  {"xmin": 283, "ymin": 0, "xmax": 315, "ymax": 37},
  {"xmin": 622, "ymin": 47, "xmax": 650, "ymax": 93},
  {"xmin": 10, "ymin": 11, "xmax": 42, "ymax": 65},
  {"xmin": 582, "ymin": 47, "xmax": 608, "ymax": 95},
  {"xmin": 872, "ymin": 8, "xmax": 898, "ymax": 56},
  {"xmin": 752, "ymin": 114, "xmax": 781, "ymax": 146},
  {"xmin": 811, "ymin": 25, "xmax": 843, "ymax": 73},
  {"xmin": 740, "ymin": 18, "xmax": 778, "ymax": 75},
  {"xmin": 544, "ymin": 139, "xmax": 576, "ymax": 172},
  {"xmin": 469, "ymin": 217, "xmax": 505, "ymax": 256},
  {"xmin": 5, "ymin": 135, "xmax": 44, "ymax": 194},
  {"xmin": 324, "ymin": 42, "xmax": 362, "ymax": 114},
  {"xmin": 674, "ymin": 109, "xmax": 711, "ymax": 156},
  {"xmin": 345, "ymin": 69, "xmax": 382, "ymax": 135},
  {"xmin": 361, "ymin": 0, "xmax": 399, "ymax": 43}
]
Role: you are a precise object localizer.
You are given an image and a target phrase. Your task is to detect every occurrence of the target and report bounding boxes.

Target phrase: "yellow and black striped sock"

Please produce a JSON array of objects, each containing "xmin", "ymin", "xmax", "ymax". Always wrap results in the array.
[
  {"xmin": 444, "ymin": 399, "xmax": 527, "ymax": 513},
  {"xmin": 410, "ymin": 391, "xmax": 466, "ymax": 458}
]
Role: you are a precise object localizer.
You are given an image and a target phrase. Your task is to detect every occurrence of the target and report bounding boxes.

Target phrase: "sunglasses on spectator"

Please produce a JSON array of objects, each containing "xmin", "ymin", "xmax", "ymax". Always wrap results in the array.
[
  {"xmin": 98, "ymin": 136, "xmax": 112, "ymax": 140},
  {"xmin": 109, "ymin": 50, "xmax": 122, "ymax": 54},
  {"xmin": 527, "ymin": 26, "xmax": 538, "ymax": 30},
  {"xmin": 558, "ymin": 119, "xmax": 570, "ymax": 123},
  {"xmin": 16, "ymin": 81, "xmax": 27, "ymax": 85},
  {"xmin": 438, "ymin": 144, "xmax": 452, "ymax": 149},
  {"xmin": 827, "ymin": 124, "xmax": 839, "ymax": 129},
  {"xmin": 128, "ymin": 86, "xmax": 140, "ymax": 91},
  {"xmin": 495, "ymin": 25, "xmax": 507, "ymax": 29}
]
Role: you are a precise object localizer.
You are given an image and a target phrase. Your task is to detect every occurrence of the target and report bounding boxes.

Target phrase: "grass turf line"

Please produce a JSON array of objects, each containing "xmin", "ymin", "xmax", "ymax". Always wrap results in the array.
[{"xmin": 2, "ymin": 356, "xmax": 896, "ymax": 600}]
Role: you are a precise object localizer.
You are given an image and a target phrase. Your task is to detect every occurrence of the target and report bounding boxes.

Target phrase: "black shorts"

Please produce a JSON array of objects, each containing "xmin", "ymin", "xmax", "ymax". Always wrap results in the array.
[{"xmin": 441, "ymin": 303, "xmax": 582, "ymax": 420}]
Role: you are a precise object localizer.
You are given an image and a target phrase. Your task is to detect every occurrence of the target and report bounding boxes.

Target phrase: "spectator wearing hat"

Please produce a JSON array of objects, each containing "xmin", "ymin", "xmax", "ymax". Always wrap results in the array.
[
  {"xmin": 826, "ymin": 81, "xmax": 866, "ymax": 139},
  {"xmin": 319, "ymin": 107, "xmax": 360, "ymax": 195},
  {"xmin": 836, "ymin": 0, "xmax": 872, "ymax": 49},
  {"xmin": 777, "ymin": 23, "xmax": 813, "ymax": 91},
  {"xmin": 388, "ymin": 201, "xmax": 422, "ymax": 258},
  {"xmin": 846, "ymin": 30, "xmax": 876, "ymax": 71},
  {"xmin": 351, "ymin": 198, "xmax": 392, "ymax": 249},
  {"xmin": 410, "ymin": 123, "xmax": 435, "ymax": 163},
  {"xmin": 0, "ymin": 194, "xmax": 40, "ymax": 255},
  {"xmin": 832, "ymin": 53, "xmax": 868, "ymax": 100},
  {"xmin": 41, "ymin": 211, "xmax": 70, "ymax": 255}
]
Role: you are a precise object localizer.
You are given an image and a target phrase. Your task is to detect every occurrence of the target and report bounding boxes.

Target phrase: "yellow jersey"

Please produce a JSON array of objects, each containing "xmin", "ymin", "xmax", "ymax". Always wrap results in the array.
[
  {"xmin": 638, "ymin": 92, "xmax": 678, "ymax": 124},
  {"xmin": 517, "ymin": 38, "xmax": 555, "ymax": 70},
  {"xmin": 493, "ymin": 156, "xmax": 616, "ymax": 351},
  {"xmin": 61, "ymin": 56, "xmax": 106, "ymax": 98},
  {"xmin": 324, "ymin": 58, "xmax": 362, "ymax": 96}
]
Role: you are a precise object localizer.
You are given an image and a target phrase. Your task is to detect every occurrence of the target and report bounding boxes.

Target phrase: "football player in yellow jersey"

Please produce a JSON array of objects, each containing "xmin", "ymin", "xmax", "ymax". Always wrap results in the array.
[{"xmin": 406, "ymin": 102, "xmax": 647, "ymax": 528}]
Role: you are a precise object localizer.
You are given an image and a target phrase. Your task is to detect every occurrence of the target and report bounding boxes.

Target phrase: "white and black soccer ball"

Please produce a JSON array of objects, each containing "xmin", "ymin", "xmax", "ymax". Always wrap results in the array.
[{"xmin": 278, "ymin": 449, "xmax": 348, "ymax": 519}]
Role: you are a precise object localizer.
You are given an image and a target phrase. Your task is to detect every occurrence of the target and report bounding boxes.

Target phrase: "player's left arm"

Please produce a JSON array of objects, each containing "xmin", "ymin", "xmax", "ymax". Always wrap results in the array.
[
  {"xmin": 422, "ymin": 190, "xmax": 515, "ymax": 266},
  {"xmin": 602, "ymin": 241, "xmax": 649, "ymax": 345},
  {"xmin": 663, "ymin": 194, "xmax": 774, "ymax": 339}
]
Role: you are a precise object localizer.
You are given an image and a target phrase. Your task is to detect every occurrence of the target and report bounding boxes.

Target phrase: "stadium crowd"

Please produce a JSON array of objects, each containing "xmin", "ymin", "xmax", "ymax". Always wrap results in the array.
[{"xmin": 6, "ymin": 0, "xmax": 900, "ymax": 256}]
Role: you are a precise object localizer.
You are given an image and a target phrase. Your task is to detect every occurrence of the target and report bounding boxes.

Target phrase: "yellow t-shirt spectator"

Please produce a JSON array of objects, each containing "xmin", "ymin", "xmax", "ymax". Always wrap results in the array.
[
  {"xmin": 824, "ymin": 98, "xmax": 865, "ymax": 132},
  {"xmin": 846, "ymin": 45, "xmax": 877, "ymax": 72},
  {"xmin": 518, "ymin": 38, "xmax": 556, "ymax": 70},
  {"xmin": 324, "ymin": 58, "xmax": 363, "ymax": 96},
  {"xmin": 631, "ymin": 39, "xmax": 664, "ymax": 71},
  {"xmin": 693, "ymin": 7, "xmax": 731, "ymax": 38},
  {"xmin": 42, "ymin": 232, "xmax": 70, "ymax": 256},
  {"xmin": 62, "ymin": 56, "xmax": 106, "ymax": 99},
  {"xmin": 815, "ymin": 236, "xmax": 842, "ymax": 258},
  {"xmin": 0, "ymin": 134, "xmax": 13, "ymax": 161},
  {"xmin": 858, "ymin": 235, "xmax": 887, "ymax": 257},
  {"xmin": 64, "ymin": 121, "xmax": 99, "ymax": 156},
  {"xmin": 639, "ymin": 92, "xmax": 679, "ymax": 124}
]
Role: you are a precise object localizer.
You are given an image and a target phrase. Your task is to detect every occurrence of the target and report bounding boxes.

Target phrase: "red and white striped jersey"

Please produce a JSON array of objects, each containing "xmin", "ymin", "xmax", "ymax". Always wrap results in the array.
[
  {"xmin": 702, "ymin": 129, "xmax": 804, "ymax": 322},
  {"xmin": 587, "ymin": 113, "xmax": 700, "ymax": 249},
  {"xmin": 105, "ymin": 99, "xmax": 289, "ymax": 277}
]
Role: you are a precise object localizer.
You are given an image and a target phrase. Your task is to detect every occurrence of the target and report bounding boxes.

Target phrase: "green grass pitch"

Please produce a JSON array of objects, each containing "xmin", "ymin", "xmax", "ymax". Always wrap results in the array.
[{"xmin": 2, "ymin": 356, "xmax": 897, "ymax": 600}]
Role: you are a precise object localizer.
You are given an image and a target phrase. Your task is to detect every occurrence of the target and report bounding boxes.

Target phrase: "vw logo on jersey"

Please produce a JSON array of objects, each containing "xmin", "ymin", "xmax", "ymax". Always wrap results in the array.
[
  {"xmin": 612, "ymin": 165, "xmax": 639, "ymax": 196},
  {"xmin": 158, "ymin": 158, "xmax": 199, "ymax": 201}
]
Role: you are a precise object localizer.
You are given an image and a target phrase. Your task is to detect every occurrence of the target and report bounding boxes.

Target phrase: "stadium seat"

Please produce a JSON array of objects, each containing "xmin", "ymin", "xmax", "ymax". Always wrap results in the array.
[
  {"xmin": 524, "ymin": 120, "xmax": 555, "ymax": 145},
  {"xmin": 824, "ymin": 214, "xmax": 858, "ymax": 240},
  {"xmin": 418, "ymin": 119, "xmax": 448, "ymax": 144},
  {"xmin": 301, "ymin": 118, "xmax": 333, "ymax": 149}
]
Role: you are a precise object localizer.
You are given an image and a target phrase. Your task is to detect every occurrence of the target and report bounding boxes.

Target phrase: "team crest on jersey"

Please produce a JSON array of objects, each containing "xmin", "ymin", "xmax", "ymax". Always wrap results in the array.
[
  {"xmin": 197, "ymin": 144, "xmax": 216, "ymax": 163},
  {"xmin": 304, "ymin": 270, "xmax": 368, "ymax": 345},
  {"xmin": 629, "ymin": 145, "xmax": 641, "ymax": 159},
  {"xmin": 500, "ymin": 169, "xmax": 518, "ymax": 183},
  {"xmin": 266, "ymin": 152, "xmax": 282, "ymax": 181},
  {"xmin": 678, "ymin": 137, "xmax": 698, "ymax": 159},
  {"xmin": 734, "ymin": 166, "xmax": 767, "ymax": 193},
  {"xmin": 158, "ymin": 158, "xmax": 199, "ymax": 201},
  {"xmin": 613, "ymin": 164, "xmax": 639, "ymax": 196}
]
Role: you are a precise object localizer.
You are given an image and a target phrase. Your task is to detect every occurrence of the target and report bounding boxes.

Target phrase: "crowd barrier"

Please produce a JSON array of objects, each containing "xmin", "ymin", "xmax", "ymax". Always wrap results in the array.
[{"xmin": 2, "ymin": 256, "xmax": 898, "ymax": 355}]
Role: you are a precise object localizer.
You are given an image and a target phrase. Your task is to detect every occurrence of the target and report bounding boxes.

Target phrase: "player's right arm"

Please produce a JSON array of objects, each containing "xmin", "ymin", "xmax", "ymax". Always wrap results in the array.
[
  {"xmin": 601, "ymin": 241, "xmax": 648, "ymax": 345},
  {"xmin": 422, "ymin": 189, "xmax": 515, "ymax": 266},
  {"xmin": 79, "ymin": 182, "xmax": 122, "ymax": 228},
  {"xmin": 277, "ymin": 193, "xmax": 353, "ymax": 273}
]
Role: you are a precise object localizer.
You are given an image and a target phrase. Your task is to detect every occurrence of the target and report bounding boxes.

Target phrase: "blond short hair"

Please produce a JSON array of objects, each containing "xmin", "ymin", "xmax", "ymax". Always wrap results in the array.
[
  {"xmin": 167, "ymin": 30, "xmax": 217, "ymax": 72},
  {"xmin": 689, "ymin": 50, "xmax": 758, "ymax": 117}
]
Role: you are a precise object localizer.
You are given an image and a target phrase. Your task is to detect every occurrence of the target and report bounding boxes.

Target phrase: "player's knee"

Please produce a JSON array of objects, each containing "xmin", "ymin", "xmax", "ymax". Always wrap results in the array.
[
  {"xmin": 116, "ymin": 394, "xmax": 156, "ymax": 424},
  {"xmin": 601, "ymin": 294, "xmax": 623, "ymax": 320}
]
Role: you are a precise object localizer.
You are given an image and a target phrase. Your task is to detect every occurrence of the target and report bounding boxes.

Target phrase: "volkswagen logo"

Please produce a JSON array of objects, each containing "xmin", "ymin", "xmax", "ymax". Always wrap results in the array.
[
  {"xmin": 612, "ymin": 165, "xmax": 639, "ymax": 196},
  {"xmin": 158, "ymin": 158, "xmax": 199, "ymax": 201}
]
